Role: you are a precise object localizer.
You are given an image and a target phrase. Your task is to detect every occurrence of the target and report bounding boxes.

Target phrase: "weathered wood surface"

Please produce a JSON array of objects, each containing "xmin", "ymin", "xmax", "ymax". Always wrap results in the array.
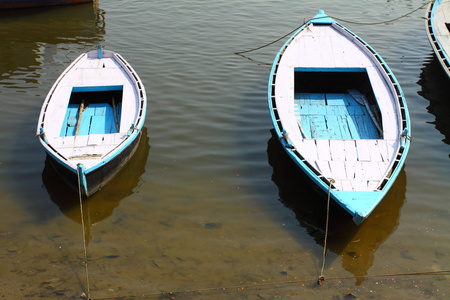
[{"xmin": 47, "ymin": 133, "xmax": 128, "ymax": 168}]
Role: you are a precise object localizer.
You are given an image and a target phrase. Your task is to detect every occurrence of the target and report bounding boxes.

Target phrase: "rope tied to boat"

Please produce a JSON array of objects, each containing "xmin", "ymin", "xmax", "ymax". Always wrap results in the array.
[
  {"xmin": 35, "ymin": 127, "xmax": 48, "ymax": 143},
  {"xmin": 235, "ymin": 2, "xmax": 431, "ymax": 56},
  {"xmin": 401, "ymin": 128, "xmax": 412, "ymax": 149},
  {"xmin": 401, "ymin": 131, "xmax": 412, "ymax": 141},
  {"xmin": 77, "ymin": 165, "xmax": 92, "ymax": 300},
  {"xmin": 318, "ymin": 178, "xmax": 335, "ymax": 285},
  {"xmin": 280, "ymin": 129, "xmax": 294, "ymax": 148},
  {"xmin": 330, "ymin": 2, "xmax": 430, "ymax": 26}
]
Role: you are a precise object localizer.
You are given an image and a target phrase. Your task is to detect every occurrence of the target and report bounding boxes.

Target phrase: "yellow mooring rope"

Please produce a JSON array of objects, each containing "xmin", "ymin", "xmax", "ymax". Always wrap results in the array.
[
  {"xmin": 77, "ymin": 167, "xmax": 91, "ymax": 300},
  {"xmin": 318, "ymin": 178, "xmax": 335, "ymax": 284}
]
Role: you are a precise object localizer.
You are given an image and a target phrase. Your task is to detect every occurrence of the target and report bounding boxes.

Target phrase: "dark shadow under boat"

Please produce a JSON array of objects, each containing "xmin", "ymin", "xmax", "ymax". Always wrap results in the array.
[
  {"xmin": 0, "ymin": 0, "xmax": 96, "ymax": 10},
  {"xmin": 267, "ymin": 129, "xmax": 406, "ymax": 285},
  {"xmin": 418, "ymin": 52, "xmax": 450, "ymax": 153},
  {"xmin": 42, "ymin": 127, "xmax": 150, "ymax": 244}
]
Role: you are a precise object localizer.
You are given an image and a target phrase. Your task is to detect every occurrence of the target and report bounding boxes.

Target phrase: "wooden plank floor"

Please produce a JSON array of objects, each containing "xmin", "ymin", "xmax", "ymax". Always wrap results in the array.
[
  {"xmin": 294, "ymin": 93, "xmax": 379, "ymax": 139},
  {"xmin": 60, "ymin": 103, "xmax": 121, "ymax": 137}
]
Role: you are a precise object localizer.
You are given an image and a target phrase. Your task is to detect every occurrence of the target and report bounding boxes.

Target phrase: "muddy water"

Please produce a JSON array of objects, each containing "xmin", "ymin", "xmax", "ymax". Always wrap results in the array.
[{"xmin": 0, "ymin": 0, "xmax": 449, "ymax": 299}]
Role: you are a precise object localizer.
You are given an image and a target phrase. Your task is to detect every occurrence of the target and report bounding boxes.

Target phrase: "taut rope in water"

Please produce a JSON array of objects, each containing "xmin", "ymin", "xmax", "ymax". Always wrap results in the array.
[
  {"xmin": 77, "ymin": 167, "xmax": 91, "ymax": 300},
  {"xmin": 90, "ymin": 270, "xmax": 450, "ymax": 300},
  {"xmin": 235, "ymin": 1, "xmax": 431, "ymax": 56},
  {"xmin": 318, "ymin": 178, "xmax": 335, "ymax": 284},
  {"xmin": 329, "ymin": 2, "xmax": 430, "ymax": 26}
]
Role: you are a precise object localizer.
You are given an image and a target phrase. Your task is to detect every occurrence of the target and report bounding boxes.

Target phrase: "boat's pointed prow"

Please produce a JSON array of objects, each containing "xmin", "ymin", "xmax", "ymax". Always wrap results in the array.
[
  {"xmin": 332, "ymin": 191, "xmax": 387, "ymax": 224},
  {"xmin": 312, "ymin": 9, "xmax": 335, "ymax": 24}
]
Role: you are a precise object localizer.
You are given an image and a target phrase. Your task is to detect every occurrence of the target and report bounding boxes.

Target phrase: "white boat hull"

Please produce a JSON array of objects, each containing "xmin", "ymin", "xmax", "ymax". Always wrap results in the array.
[{"xmin": 37, "ymin": 47, "xmax": 147, "ymax": 198}]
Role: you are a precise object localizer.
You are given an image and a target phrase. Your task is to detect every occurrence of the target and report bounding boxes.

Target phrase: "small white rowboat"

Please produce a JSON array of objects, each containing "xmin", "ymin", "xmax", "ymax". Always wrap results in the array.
[
  {"xmin": 37, "ymin": 45, "xmax": 147, "ymax": 198},
  {"xmin": 425, "ymin": 0, "xmax": 450, "ymax": 78},
  {"xmin": 268, "ymin": 10, "xmax": 411, "ymax": 224}
]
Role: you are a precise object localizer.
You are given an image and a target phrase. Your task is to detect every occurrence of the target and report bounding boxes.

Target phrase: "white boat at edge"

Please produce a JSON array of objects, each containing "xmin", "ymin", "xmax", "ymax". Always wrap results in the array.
[
  {"xmin": 36, "ymin": 46, "xmax": 147, "ymax": 198},
  {"xmin": 268, "ymin": 10, "xmax": 411, "ymax": 224},
  {"xmin": 426, "ymin": 0, "xmax": 450, "ymax": 78}
]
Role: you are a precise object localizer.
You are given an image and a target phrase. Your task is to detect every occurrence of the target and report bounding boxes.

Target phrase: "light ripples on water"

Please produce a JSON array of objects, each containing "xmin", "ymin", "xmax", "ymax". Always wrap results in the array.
[{"xmin": 0, "ymin": 1, "xmax": 449, "ymax": 299}]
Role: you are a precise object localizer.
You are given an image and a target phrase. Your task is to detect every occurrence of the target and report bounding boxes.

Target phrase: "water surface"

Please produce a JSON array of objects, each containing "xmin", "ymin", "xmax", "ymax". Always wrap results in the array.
[{"xmin": 0, "ymin": 0, "xmax": 449, "ymax": 299}]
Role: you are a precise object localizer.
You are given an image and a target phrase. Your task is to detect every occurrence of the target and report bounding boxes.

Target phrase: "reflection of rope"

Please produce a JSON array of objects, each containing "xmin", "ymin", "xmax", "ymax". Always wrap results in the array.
[
  {"xmin": 235, "ymin": 1, "xmax": 431, "ymax": 55},
  {"xmin": 318, "ymin": 178, "xmax": 335, "ymax": 284},
  {"xmin": 77, "ymin": 166, "xmax": 91, "ymax": 300}
]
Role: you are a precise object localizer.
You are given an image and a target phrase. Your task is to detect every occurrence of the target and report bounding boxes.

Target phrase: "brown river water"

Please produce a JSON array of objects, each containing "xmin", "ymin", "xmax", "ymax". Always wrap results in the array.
[{"xmin": 0, "ymin": 0, "xmax": 449, "ymax": 299}]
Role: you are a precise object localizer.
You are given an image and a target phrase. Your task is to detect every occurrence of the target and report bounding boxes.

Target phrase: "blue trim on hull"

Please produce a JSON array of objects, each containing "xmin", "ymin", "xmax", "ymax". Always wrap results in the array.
[
  {"xmin": 429, "ymin": 0, "xmax": 448, "ymax": 61},
  {"xmin": 42, "ymin": 131, "xmax": 143, "ymax": 198},
  {"xmin": 427, "ymin": 0, "xmax": 450, "ymax": 76},
  {"xmin": 268, "ymin": 10, "xmax": 411, "ymax": 224},
  {"xmin": 72, "ymin": 85, "xmax": 123, "ymax": 92},
  {"xmin": 77, "ymin": 163, "xmax": 88, "ymax": 198}
]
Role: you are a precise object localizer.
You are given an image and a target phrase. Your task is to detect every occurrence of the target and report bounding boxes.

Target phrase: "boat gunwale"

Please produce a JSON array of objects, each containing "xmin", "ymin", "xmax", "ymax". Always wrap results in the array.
[{"xmin": 425, "ymin": 0, "xmax": 450, "ymax": 77}]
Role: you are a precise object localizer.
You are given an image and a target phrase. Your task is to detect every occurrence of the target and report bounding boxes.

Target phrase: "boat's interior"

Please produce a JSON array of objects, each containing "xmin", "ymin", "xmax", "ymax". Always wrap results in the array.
[
  {"xmin": 60, "ymin": 86, "xmax": 123, "ymax": 137},
  {"xmin": 294, "ymin": 69, "xmax": 382, "ymax": 140}
]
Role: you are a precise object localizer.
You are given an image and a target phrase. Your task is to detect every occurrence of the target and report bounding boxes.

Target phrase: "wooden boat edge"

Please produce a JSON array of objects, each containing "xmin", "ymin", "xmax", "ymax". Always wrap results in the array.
[{"xmin": 425, "ymin": 0, "xmax": 450, "ymax": 78}]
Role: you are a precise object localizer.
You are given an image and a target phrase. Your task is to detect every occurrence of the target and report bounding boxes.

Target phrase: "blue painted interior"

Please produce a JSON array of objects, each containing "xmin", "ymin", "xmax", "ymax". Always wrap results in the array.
[
  {"xmin": 60, "ymin": 103, "xmax": 122, "ymax": 137},
  {"xmin": 294, "ymin": 93, "xmax": 379, "ymax": 139},
  {"xmin": 60, "ymin": 85, "xmax": 123, "ymax": 137},
  {"xmin": 72, "ymin": 85, "xmax": 123, "ymax": 92},
  {"xmin": 294, "ymin": 67, "xmax": 366, "ymax": 73}
]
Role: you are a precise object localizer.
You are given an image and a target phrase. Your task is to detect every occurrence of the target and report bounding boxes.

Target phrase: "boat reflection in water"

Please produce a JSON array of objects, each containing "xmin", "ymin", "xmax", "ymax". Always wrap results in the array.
[
  {"xmin": 0, "ymin": 0, "xmax": 94, "ymax": 10},
  {"xmin": 0, "ymin": 0, "xmax": 105, "ymax": 82},
  {"xmin": 42, "ymin": 128, "xmax": 150, "ymax": 245},
  {"xmin": 267, "ymin": 129, "xmax": 406, "ymax": 285},
  {"xmin": 418, "ymin": 53, "xmax": 450, "ymax": 150}
]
